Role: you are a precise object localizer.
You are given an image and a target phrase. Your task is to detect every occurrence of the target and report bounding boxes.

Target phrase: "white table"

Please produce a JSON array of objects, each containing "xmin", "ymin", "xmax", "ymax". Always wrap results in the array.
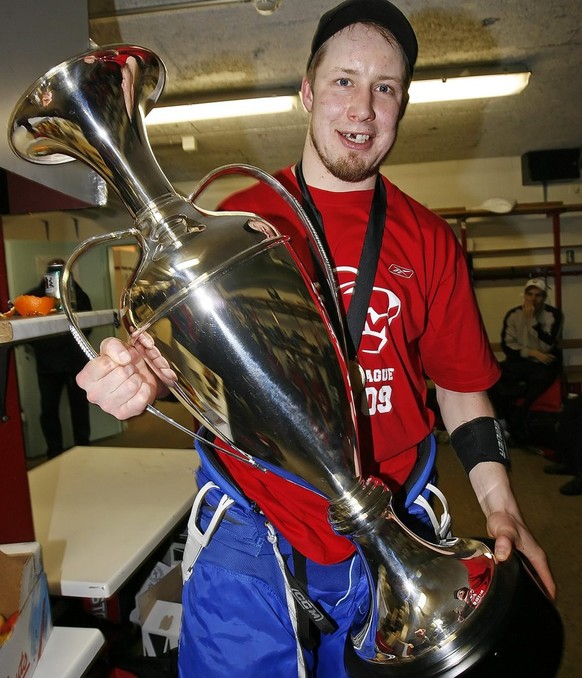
[
  {"xmin": 28, "ymin": 446, "xmax": 198, "ymax": 598},
  {"xmin": 35, "ymin": 627, "xmax": 105, "ymax": 678}
]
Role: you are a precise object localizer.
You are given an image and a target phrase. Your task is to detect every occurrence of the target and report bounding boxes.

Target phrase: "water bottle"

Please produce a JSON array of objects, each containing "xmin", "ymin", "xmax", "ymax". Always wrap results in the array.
[
  {"xmin": 44, "ymin": 262, "xmax": 63, "ymax": 310},
  {"xmin": 44, "ymin": 261, "xmax": 77, "ymax": 310}
]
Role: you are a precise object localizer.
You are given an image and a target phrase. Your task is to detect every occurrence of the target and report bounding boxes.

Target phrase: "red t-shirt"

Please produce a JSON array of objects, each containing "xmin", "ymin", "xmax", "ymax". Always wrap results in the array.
[
  {"xmin": 213, "ymin": 167, "xmax": 499, "ymax": 564},
  {"xmin": 460, "ymin": 555, "xmax": 494, "ymax": 608}
]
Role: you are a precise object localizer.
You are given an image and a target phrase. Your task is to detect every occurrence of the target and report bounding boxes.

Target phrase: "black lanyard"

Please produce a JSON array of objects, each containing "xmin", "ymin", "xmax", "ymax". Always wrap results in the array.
[{"xmin": 295, "ymin": 161, "xmax": 387, "ymax": 358}]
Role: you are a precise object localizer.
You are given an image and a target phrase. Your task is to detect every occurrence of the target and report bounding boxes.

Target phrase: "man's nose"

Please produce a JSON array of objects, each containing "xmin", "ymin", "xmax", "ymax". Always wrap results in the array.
[{"xmin": 348, "ymin": 89, "xmax": 375, "ymax": 121}]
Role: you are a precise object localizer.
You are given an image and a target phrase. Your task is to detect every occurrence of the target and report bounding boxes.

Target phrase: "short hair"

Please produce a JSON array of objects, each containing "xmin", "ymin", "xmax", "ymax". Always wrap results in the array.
[{"xmin": 306, "ymin": 22, "xmax": 412, "ymax": 90}]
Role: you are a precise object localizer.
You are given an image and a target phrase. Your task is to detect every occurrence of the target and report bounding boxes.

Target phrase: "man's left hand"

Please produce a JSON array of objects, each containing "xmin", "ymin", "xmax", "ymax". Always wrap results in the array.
[{"xmin": 486, "ymin": 509, "xmax": 556, "ymax": 599}]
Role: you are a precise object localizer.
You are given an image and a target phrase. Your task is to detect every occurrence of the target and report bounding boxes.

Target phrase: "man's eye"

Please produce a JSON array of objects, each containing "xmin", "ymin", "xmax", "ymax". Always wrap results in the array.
[
  {"xmin": 338, "ymin": 78, "xmax": 350, "ymax": 86},
  {"xmin": 377, "ymin": 84, "xmax": 392, "ymax": 94}
]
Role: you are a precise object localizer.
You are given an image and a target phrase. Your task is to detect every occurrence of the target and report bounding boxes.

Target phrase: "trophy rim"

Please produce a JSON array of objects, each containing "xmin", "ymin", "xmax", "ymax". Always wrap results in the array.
[{"xmin": 7, "ymin": 43, "xmax": 167, "ymax": 164}]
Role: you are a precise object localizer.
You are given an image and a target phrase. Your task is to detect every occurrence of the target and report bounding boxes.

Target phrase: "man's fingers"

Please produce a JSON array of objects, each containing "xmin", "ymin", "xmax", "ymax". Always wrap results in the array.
[
  {"xmin": 79, "ymin": 363, "xmax": 137, "ymax": 406},
  {"xmin": 99, "ymin": 337, "xmax": 133, "ymax": 365},
  {"xmin": 488, "ymin": 513, "xmax": 556, "ymax": 600},
  {"xmin": 114, "ymin": 379, "xmax": 156, "ymax": 420},
  {"xmin": 493, "ymin": 533, "xmax": 513, "ymax": 562},
  {"xmin": 527, "ymin": 551, "xmax": 557, "ymax": 599}
]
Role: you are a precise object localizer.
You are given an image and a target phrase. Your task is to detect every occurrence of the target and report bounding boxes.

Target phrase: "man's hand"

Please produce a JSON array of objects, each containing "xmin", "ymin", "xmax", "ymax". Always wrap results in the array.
[
  {"xmin": 528, "ymin": 348, "xmax": 555, "ymax": 365},
  {"xmin": 522, "ymin": 299, "xmax": 536, "ymax": 320},
  {"xmin": 435, "ymin": 389, "xmax": 557, "ymax": 600},
  {"xmin": 76, "ymin": 336, "xmax": 162, "ymax": 420},
  {"xmin": 469, "ymin": 462, "xmax": 556, "ymax": 599},
  {"xmin": 486, "ymin": 509, "xmax": 556, "ymax": 599}
]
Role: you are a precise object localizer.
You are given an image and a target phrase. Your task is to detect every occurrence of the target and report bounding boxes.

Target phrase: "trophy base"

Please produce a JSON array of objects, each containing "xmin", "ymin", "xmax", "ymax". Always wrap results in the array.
[{"xmin": 344, "ymin": 542, "xmax": 563, "ymax": 677}]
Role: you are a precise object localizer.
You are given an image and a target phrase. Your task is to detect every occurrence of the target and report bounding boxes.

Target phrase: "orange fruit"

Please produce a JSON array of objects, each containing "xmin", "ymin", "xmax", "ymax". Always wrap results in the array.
[{"xmin": 12, "ymin": 295, "xmax": 57, "ymax": 316}]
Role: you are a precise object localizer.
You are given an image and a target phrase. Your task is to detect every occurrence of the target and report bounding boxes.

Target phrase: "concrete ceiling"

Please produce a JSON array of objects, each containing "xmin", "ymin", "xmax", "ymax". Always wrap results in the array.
[{"xmin": 87, "ymin": 0, "xmax": 582, "ymax": 186}]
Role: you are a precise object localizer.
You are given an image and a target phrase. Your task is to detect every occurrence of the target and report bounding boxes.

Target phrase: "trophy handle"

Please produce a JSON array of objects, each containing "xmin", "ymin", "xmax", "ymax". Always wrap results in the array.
[
  {"xmin": 59, "ymin": 227, "xmax": 197, "ymax": 440},
  {"xmin": 60, "ymin": 227, "xmax": 140, "ymax": 362},
  {"xmin": 190, "ymin": 163, "xmax": 349, "ymax": 360}
]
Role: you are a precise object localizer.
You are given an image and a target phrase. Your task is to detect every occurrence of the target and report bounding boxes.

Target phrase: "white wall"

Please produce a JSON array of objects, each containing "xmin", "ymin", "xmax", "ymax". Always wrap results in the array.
[
  {"xmin": 383, "ymin": 156, "xmax": 581, "ymax": 209},
  {"xmin": 177, "ymin": 155, "xmax": 581, "ymax": 212}
]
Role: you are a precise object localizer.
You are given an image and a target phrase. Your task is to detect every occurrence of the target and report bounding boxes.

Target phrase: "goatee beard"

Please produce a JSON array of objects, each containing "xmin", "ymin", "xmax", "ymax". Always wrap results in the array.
[{"xmin": 310, "ymin": 127, "xmax": 380, "ymax": 183}]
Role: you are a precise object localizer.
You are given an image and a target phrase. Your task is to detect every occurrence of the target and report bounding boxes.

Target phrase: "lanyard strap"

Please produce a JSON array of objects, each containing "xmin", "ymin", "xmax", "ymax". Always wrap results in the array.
[{"xmin": 295, "ymin": 161, "xmax": 387, "ymax": 357}]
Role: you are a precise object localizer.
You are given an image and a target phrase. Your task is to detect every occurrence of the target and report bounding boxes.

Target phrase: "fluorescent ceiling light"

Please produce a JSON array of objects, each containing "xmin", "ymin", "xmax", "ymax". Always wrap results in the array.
[
  {"xmin": 144, "ymin": 70, "xmax": 530, "ymax": 126},
  {"xmin": 146, "ymin": 94, "xmax": 298, "ymax": 125},
  {"xmin": 409, "ymin": 71, "xmax": 531, "ymax": 104}
]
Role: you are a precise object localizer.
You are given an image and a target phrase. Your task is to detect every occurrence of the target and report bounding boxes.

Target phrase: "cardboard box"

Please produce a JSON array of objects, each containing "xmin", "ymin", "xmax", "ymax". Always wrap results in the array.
[
  {"xmin": 161, "ymin": 539, "xmax": 186, "ymax": 570},
  {"xmin": 141, "ymin": 600, "xmax": 182, "ymax": 657},
  {"xmin": 0, "ymin": 542, "xmax": 53, "ymax": 678},
  {"xmin": 134, "ymin": 564, "xmax": 182, "ymax": 657}
]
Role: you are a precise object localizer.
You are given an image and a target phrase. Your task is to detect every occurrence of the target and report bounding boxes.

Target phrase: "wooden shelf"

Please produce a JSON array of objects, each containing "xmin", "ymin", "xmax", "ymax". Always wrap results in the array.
[
  {"xmin": 471, "ymin": 263, "xmax": 582, "ymax": 281},
  {"xmin": 434, "ymin": 202, "xmax": 582, "ymax": 293},
  {"xmin": 436, "ymin": 201, "xmax": 582, "ymax": 220},
  {"xmin": 0, "ymin": 309, "xmax": 117, "ymax": 345},
  {"xmin": 469, "ymin": 244, "xmax": 582, "ymax": 258},
  {"xmin": 490, "ymin": 338, "xmax": 582, "ymax": 352}
]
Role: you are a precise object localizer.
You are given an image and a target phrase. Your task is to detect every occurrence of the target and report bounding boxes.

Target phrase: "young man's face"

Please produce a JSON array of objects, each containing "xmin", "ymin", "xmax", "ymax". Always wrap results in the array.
[
  {"xmin": 301, "ymin": 23, "xmax": 407, "ymax": 187},
  {"xmin": 524, "ymin": 286, "xmax": 546, "ymax": 312}
]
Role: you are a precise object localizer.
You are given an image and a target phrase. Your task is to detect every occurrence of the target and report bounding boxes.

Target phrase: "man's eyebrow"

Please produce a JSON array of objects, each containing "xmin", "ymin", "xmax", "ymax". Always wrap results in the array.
[
  {"xmin": 328, "ymin": 66, "xmax": 403, "ymax": 83},
  {"xmin": 329, "ymin": 66, "xmax": 359, "ymax": 76}
]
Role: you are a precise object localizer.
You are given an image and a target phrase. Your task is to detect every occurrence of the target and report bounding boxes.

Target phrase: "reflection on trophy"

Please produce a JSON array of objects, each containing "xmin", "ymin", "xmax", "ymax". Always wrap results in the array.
[{"xmin": 9, "ymin": 45, "xmax": 563, "ymax": 676}]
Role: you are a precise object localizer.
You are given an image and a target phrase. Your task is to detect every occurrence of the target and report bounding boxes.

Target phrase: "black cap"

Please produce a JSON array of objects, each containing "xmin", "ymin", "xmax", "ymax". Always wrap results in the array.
[{"xmin": 307, "ymin": 0, "xmax": 418, "ymax": 73}]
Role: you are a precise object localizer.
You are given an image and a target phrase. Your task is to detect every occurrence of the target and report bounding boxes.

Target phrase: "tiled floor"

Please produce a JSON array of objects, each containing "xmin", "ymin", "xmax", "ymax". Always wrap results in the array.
[
  {"xmin": 92, "ymin": 403, "xmax": 580, "ymax": 677},
  {"xmin": 437, "ymin": 440, "xmax": 580, "ymax": 678}
]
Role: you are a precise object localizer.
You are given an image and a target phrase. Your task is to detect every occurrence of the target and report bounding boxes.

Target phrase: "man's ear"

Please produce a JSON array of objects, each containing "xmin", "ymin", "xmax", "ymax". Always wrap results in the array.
[{"xmin": 301, "ymin": 76, "xmax": 314, "ymax": 113}]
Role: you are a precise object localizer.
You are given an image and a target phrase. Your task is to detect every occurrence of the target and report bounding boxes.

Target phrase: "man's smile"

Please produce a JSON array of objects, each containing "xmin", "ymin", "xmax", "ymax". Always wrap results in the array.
[{"xmin": 341, "ymin": 132, "xmax": 371, "ymax": 144}]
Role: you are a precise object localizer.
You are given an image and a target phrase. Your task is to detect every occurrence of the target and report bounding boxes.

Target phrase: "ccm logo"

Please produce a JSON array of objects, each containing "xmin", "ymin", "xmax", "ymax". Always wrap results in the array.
[{"xmin": 291, "ymin": 588, "xmax": 324, "ymax": 622}]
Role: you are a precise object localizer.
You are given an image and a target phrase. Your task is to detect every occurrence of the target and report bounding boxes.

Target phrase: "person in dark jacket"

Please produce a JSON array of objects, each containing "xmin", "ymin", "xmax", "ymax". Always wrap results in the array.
[
  {"xmin": 27, "ymin": 259, "xmax": 92, "ymax": 458},
  {"xmin": 490, "ymin": 277, "xmax": 563, "ymax": 442}
]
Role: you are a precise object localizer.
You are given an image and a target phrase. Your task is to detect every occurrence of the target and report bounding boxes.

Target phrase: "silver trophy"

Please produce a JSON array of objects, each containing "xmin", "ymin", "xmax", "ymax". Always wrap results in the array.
[{"xmin": 9, "ymin": 46, "xmax": 562, "ymax": 676}]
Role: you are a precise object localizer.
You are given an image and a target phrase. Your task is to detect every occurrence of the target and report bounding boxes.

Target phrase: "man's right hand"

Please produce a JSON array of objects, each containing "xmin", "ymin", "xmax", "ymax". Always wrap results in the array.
[
  {"xmin": 522, "ymin": 300, "xmax": 536, "ymax": 320},
  {"xmin": 528, "ymin": 349, "xmax": 555, "ymax": 365},
  {"xmin": 76, "ymin": 336, "xmax": 161, "ymax": 420}
]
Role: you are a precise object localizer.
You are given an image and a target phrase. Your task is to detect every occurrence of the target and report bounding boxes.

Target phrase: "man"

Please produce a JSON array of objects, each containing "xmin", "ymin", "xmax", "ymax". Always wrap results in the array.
[
  {"xmin": 27, "ymin": 259, "xmax": 92, "ymax": 458},
  {"xmin": 77, "ymin": 1, "xmax": 555, "ymax": 675},
  {"xmin": 490, "ymin": 277, "xmax": 563, "ymax": 443}
]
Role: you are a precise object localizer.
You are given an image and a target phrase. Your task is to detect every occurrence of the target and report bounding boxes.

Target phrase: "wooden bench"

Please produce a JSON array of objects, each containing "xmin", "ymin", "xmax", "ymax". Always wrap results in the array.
[
  {"xmin": 490, "ymin": 339, "xmax": 582, "ymax": 389},
  {"xmin": 425, "ymin": 337, "xmax": 582, "ymax": 395},
  {"xmin": 490, "ymin": 338, "xmax": 582, "ymax": 352}
]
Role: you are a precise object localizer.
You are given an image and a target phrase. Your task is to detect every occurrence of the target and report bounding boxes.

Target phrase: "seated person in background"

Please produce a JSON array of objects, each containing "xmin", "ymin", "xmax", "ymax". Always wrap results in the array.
[
  {"xmin": 544, "ymin": 395, "xmax": 582, "ymax": 496},
  {"xmin": 489, "ymin": 278, "xmax": 563, "ymax": 443}
]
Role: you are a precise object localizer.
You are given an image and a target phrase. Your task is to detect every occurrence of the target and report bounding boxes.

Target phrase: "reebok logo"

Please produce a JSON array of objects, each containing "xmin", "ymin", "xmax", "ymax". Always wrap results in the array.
[{"xmin": 388, "ymin": 264, "xmax": 414, "ymax": 279}]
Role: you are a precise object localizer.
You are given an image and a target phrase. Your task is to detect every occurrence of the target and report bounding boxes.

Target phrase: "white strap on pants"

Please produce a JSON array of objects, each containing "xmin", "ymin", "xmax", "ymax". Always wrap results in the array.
[
  {"xmin": 182, "ymin": 481, "xmax": 235, "ymax": 582},
  {"xmin": 265, "ymin": 521, "xmax": 307, "ymax": 678},
  {"xmin": 412, "ymin": 482, "xmax": 453, "ymax": 543}
]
